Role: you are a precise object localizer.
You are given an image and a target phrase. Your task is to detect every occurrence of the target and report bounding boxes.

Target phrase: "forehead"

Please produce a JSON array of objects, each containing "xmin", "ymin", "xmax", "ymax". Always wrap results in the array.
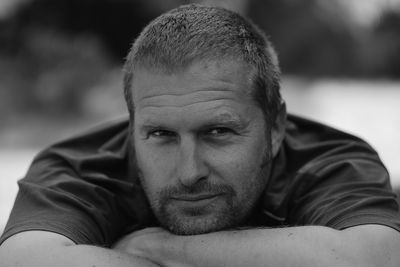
[
  {"xmin": 132, "ymin": 60, "xmax": 255, "ymax": 104},
  {"xmin": 131, "ymin": 60, "xmax": 260, "ymax": 125}
]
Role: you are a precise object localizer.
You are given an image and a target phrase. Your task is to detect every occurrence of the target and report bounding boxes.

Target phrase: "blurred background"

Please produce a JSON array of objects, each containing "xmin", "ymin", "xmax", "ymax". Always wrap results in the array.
[{"xmin": 1, "ymin": 0, "xmax": 400, "ymax": 233}]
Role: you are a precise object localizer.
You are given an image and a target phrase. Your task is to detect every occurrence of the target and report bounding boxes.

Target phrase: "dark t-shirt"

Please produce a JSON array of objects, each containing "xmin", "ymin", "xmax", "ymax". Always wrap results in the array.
[{"xmin": 1, "ymin": 114, "xmax": 399, "ymax": 246}]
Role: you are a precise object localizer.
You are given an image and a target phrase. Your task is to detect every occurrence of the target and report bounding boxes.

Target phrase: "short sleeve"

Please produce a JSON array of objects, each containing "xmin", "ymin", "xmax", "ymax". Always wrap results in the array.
[
  {"xmin": 261, "ymin": 115, "xmax": 400, "ymax": 231},
  {"xmin": 0, "ymin": 118, "xmax": 151, "ymax": 246},
  {"xmin": 289, "ymin": 156, "xmax": 400, "ymax": 231}
]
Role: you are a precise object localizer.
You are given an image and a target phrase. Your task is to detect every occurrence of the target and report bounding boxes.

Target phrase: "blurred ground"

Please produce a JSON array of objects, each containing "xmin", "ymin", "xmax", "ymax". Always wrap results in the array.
[{"xmin": 1, "ymin": 77, "xmax": 400, "ymax": 234}]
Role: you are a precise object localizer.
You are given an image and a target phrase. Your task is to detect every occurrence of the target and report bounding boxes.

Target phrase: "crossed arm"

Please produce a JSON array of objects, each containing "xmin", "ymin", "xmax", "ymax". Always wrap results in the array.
[{"xmin": 1, "ymin": 224, "xmax": 400, "ymax": 267}]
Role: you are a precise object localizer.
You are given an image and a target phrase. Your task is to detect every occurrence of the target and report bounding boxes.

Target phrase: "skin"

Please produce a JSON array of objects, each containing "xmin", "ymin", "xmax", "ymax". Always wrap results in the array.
[
  {"xmin": 113, "ymin": 224, "xmax": 400, "ymax": 267},
  {"xmin": 132, "ymin": 59, "xmax": 281, "ymax": 235}
]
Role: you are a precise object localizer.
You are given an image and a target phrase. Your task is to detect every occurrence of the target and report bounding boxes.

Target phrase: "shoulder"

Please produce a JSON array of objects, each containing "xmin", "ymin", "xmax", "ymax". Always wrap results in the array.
[
  {"xmin": 281, "ymin": 114, "xmax": 382, "ymax": 174},
  {"xmin": 23, "ymin": 116, "xmax": 133, "ymax": 199},
  {"xmin": 273, "ymin": 114, "xmax": 388, "ymax": 191},
  {"xmin": 261, "ymin": 114, "xmax": 394, "ymax": 226},
  {"xmin": 32, "ymin": 116, "xmax": 131, "ymax": 171},
  {"xmin": 42, "ymin": 116, "xmax": 130, "ymax": 155}
]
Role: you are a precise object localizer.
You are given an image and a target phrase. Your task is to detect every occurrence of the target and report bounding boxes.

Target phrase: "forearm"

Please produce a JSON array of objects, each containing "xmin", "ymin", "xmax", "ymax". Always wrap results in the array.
[
  {"xmin": 0, "ymin": 231, "xmax": 160, "ymax": 267},
  {"xmin": 155, "ymin": 226, "xmax": 350, "ymax": 267},
  {"xmin": 2, "ymin": 244, "xmax": 160, "ymax": 267},
  {"xmin": 181, "ymin": 227, "xmax": 353, "ymax": 267},
  {"xmin": 150, "ymin": 225, "xmax": 398, "ymax": 267},
  {"xmin": 55, "ymin": 245, "xmax": 159, "ymax": 267}
]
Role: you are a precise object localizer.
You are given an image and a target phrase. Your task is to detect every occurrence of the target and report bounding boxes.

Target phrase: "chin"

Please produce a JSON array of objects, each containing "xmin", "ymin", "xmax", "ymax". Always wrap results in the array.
[
  {"xmin": 157, "ymin": 206, "xmax": 244, "ymax": 235},
  {"xmin": 150, "ymin": 191, "xmax": 258, "ymax": 235},
  {"xmin": 164, "ymin": 216, "xmax": 233, "ymax": 235}
]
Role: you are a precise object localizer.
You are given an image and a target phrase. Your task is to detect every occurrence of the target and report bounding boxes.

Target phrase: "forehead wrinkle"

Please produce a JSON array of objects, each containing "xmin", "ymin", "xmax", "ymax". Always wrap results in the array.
[
  {"xmin": 138, "ymin": 87, "xmax": 234, "ymax": 101},
  {"xmin": 137, "ymin": 90, "xmax": 240, "ymax": 109},
  {"xmin": 141, "ymin": 98, "xmax": 234, "ymax": 109},
  {"xmin": 138, "ymin": 106, "xmax": 248, "ymax": 130}
]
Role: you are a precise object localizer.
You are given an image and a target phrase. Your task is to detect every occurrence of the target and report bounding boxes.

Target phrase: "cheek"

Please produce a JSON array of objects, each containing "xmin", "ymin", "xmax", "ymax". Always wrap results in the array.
[
  {"xmin": 208, "ymin": 152, "xmax": 267, "ymax": 210},
  {"xmin": 133, "ymin": 140, "xmax": 177, "ymax": 193},
  {"xmin": 208, "ymin": 142, "xmax": 267, "ymax": 186}
]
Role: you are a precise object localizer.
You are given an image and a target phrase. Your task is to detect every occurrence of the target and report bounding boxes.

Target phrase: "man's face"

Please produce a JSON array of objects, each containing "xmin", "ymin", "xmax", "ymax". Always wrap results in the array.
[{"xmin": 132, "ymin": 60, "xmax": 272, "ymax": 235}]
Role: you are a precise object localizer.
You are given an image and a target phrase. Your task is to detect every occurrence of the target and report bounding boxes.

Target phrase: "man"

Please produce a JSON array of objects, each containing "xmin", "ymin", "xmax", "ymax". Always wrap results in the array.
[{"xmin": 1, "ymin": 4, "xmax": 400, "ymax": 267}]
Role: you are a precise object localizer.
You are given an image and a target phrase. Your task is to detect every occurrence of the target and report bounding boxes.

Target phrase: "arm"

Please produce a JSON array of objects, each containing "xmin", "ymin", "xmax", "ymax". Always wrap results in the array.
[
  {"xmin": 114, "ymin": 225, "xmax": 400, "ymax": 267},
  {"xmin": 0, "ymin": 231, "xmax": 160, "ymax": 267}
]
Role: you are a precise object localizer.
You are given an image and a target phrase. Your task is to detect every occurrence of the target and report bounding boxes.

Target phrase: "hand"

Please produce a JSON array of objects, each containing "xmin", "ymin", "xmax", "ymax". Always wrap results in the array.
[{"xmin": 112, "ymin": 227, "xmax": 188, "ymax": 267}]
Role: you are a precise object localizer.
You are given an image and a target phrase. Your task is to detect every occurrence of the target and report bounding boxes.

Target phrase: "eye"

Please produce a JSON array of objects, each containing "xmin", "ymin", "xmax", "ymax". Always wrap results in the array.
[
  {"xmin": 148, "ymin": 129, "xmax": 176, "ymax": 139},
  {"xmin": 206, "ymin": 127, "xmax": 235, "ymax": 136}
]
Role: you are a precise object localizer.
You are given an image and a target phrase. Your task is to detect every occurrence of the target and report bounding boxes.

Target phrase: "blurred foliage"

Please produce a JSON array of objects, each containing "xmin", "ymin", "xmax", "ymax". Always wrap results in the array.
[
  {"xmin": 248, "ymin": 0, "xmax": 400, "ymax": 77},
  {"xmin": 0, "ymin": 0, "xmax": 161, "ymax": 128},
  {"xmin": 0, "ymin": 0, "xmax": 160, "ymax": 59},
  {"xmin": 0, "ymin": 29, "xmax": 111, "ymax": 116},
  {"xmin": 0, "ymin": 0, "xmax": 399, "ymax": 146},
  {"xmin": 373, "ymin": 9, "xmax": 400, "ymax": 76}
]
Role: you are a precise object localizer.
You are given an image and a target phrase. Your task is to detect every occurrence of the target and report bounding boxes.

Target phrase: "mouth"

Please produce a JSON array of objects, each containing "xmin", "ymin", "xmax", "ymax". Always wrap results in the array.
[{"xmin": 171, "ymin": 194, "xmax": 223, "ymax": 202}]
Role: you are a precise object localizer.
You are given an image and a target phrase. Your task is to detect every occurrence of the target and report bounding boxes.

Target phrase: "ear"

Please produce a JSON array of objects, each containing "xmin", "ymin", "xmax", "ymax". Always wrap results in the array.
[{"xmin": 271, "ymin": 101, "xmax": 287, "ymax": 158}]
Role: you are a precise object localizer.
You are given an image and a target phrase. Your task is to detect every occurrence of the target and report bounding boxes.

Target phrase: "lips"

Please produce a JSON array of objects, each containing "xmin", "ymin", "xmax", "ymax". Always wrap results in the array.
[{"xmin": 171, "ymin": 194, "xmax": 222, "ymax": 202}]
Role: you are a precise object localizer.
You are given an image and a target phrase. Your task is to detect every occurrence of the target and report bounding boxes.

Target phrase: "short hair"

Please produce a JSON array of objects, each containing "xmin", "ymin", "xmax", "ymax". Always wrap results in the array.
[{"xmin": 123, "ymin": 4, "xmax": 282, "ymax": 126}]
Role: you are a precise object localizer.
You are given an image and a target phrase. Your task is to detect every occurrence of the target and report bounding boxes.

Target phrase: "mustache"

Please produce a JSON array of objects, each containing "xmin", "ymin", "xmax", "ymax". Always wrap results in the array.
[{"xmin": 158, "ymin": 180, "xmax": 235, "ymax": 198}]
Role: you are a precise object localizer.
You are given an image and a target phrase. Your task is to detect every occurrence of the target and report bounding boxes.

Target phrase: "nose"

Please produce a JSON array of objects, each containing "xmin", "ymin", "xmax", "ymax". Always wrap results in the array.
[{"xmin": 176, "ymin": 137, "xmax": 209, "ymax": 187}]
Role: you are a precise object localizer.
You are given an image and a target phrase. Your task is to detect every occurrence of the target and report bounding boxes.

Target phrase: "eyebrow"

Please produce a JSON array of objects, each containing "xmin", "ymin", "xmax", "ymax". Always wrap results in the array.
[
  {"xmin": 139, "ymin": 112, "xmax": 248, "ymax": 132},
  {"xmin": 208, "ymin": 113, "xmax": 246, "ymax": 128}
]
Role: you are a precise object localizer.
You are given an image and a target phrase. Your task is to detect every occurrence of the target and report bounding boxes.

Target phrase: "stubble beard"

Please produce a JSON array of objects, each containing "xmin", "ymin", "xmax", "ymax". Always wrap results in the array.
[
  {"xmin": 152, "ymin": 182, "xmax": 245, "ymax": 235},
  {"xmin": 137, "ymin": 172, "xmax": 266, "ymax": 235}
]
